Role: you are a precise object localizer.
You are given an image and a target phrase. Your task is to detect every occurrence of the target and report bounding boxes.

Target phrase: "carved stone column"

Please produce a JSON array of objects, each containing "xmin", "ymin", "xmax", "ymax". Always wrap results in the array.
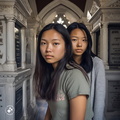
[
  {"xmin": 23, "ymin": 80, "xmax": 27, "ymax": 119},
  {"xmin": 100, "ymin": 22, "xmax": 109, "ymax": 69},
  {"xmin": 3, "ymin": 16, "xmax": 17, "ymax": 71},
  {"xmin": 6, "ymin": 17, "xmax": 16, "ymax": 63},
  {"xmin": 21, "ymin": 28, "xmax": 26, "ymax": 69}
]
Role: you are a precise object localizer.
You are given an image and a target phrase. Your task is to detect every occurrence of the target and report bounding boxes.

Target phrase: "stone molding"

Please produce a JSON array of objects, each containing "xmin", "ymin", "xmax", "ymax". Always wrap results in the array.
[
  {"xmin": 92, "ymin": 17, "xmax": 102, "ymax": 32},
  {"xmin": 104, "ymin": 12, "xmax": 120, "ymax": 21},
  {"xmin": 89, "ymin": 0, "xmax": 120, "ymax": 22},
  {"xmin": 14, "ymin": 8, "xmax": 27, "ymax": 27},
  {"xmin": 17, "ymin": 0, "xmax": 32, "ymax": 16},
  {"xmin": 0, "ymin": 69, "xmax": 31, "ymax": 85}
]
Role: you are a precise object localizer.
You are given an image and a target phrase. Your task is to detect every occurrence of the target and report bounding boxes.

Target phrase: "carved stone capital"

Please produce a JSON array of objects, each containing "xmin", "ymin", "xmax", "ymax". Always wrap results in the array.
[
  {"xmin": 0, "ymin": 5, "xmax": 14, "ymax": 13},
  {"xmin": 5, "ymin": 15, "xmax": 15, "ymax": 22}
]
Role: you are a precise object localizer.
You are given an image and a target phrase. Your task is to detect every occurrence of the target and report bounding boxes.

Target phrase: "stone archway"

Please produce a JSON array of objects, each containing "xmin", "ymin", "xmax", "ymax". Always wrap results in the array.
[{"xmin": 37, "ymin": 0, "xmax": 84, "ymax": 29}]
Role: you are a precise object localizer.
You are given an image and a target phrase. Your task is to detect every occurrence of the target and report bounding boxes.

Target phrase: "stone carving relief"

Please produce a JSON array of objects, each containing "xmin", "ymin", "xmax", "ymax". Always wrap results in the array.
[
  {"xmin": 108, "ymin": 0, "xmax": 120, "ymax": 7},
  {"xmin": 0, "ymin": 20, "xmax": 6, "ymax": 65},
  {"xmin": 104, "ymin": 13, "xmax": 120, "ymax": 21},
  {"xmin": 90, "ymin": 1, "xmax": 100, "ymax": 16},
  {"xmin": 0, "ymin": 5, "xmax": 13, "ymax": 13},
  {"xmin": 0, "ymin": 21, "xmax": 3, "ymax": 63},
  {"xmin": 0, "ymin": 4, "xmax": 27, "ymax": 27}
]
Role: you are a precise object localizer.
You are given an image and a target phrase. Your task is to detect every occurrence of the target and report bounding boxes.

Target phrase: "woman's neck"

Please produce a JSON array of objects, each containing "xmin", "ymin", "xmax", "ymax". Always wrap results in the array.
[
  {"xmin": 73, "ymin": 55, "xmax": 82, "ymax": 65},
  {"xmin": 52, "ymin": 62, "xmax": 58, "ymax": 70}
]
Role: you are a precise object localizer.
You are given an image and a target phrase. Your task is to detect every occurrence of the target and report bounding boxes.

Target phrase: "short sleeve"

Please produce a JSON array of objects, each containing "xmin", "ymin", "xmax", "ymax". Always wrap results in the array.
[{"xmin": 65, "ymin": 69, "xmax": 90, "ymax": 100}]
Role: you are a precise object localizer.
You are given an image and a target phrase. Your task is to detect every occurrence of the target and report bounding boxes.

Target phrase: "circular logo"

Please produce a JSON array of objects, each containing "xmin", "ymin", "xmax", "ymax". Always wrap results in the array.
[{"xmin": 5, "ymin": 105, "xmax": 14, "ymax": 115}]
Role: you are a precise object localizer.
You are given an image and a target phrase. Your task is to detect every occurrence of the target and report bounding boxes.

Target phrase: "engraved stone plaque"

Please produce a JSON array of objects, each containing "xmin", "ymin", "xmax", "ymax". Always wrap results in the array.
[
  {"xmin": 108, "ymin": 25, "xmax": 120, "ymax": 67},
  {"xmin": 107, "ymin": 80, "xmax": 120, "ymax": 112}
]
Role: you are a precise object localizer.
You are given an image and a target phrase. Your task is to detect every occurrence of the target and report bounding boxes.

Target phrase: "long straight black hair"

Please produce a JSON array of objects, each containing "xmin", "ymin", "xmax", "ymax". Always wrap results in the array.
[
  {"xmin": 34, "ymin": 23, "xmax": 88, "ymax": 100},
  {"xmin": 33, "ymin": 23, "xmax": 74, "ymax": 100},
  {"xmin": 67, "ymin": 22, "xmax": 96, "ymax": 73}
]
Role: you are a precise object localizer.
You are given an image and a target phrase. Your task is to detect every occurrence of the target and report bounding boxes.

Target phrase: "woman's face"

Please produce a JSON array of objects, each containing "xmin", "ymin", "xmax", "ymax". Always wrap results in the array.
[
  {"xmin": 40, "ymin": 29, "xmax": 66, "ymax": 69},
  {"xmin": 70, "ymin": 28, "xmax": 88, "ymax": 58}
]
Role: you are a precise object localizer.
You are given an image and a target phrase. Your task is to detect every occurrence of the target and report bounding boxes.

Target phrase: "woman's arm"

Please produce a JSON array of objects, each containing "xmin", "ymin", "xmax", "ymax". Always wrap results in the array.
[
  {"xmin": 70, "ymin": 95, "xmax": 87, "ymax": 120},
  {"xmin": 93, "ymin": 58, "xmax": 106, "ymax": 120},
  {"xmin": 44, "ymin": 106, "xmax": 52, "ymax": 120}
]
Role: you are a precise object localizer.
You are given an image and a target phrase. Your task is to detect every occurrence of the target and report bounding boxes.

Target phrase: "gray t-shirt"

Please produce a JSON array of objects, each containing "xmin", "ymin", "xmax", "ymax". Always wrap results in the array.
[{"xmin": 48, "ymin": 67, "xmax": 93, "ymax": 120}]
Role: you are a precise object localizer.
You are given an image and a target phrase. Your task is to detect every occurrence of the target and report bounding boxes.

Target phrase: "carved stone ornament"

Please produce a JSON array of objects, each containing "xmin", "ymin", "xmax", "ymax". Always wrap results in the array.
[
  {"xmin": 0, "ymin": 69, "xmax": 31, "ymax": 85},
  {"xmin": 104, "ymin": 13, "xmax": 120, "ymax": 21},
  {"xmin": 108, "ymin": 0, "xmax": 120, "ymax": 8},
  {"xmin": 90, "ymin": 1, "xmax": 100, "ymax": 16},
  {"xmin": 14, "ymin": 8, "xmax": 27, "ymax": 27},
  {"xmin": 5, "ymin": 16, "xmax": 15, "ymax": 22},
  {"xmin": 0, "ymin": 5, "xmax": 13, "ymax": 13}
]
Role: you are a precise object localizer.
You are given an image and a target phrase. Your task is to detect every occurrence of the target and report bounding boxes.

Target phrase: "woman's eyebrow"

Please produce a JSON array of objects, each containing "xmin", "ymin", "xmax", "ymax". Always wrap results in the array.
[
  {"xmin": 71, "ymin": 35, "xmax": 78, "ymax": 38},
  {"xmin": 70, "ymin": 36, "xmax": 78, "ymax": 38},
  {"xmin": 41, "ymin": 39, "xmax": 48, "ymax": 42},
  {"xmin": 41, "ymin": 38, "xmax": 46, "ymax": 40},
  {"xmin": 41, "ymin": 38, "xmax": 61, "ymax": 41},
  {"xmin": 52, "ymin": 39, "xmax": 60, "ymax": 41}
]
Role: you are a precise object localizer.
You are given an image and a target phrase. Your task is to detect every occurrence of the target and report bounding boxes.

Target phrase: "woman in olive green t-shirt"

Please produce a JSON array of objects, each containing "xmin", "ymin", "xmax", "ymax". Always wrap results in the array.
[{"xmin": 33, "ymin": 23, "xmax": 93, "ymax": 120}]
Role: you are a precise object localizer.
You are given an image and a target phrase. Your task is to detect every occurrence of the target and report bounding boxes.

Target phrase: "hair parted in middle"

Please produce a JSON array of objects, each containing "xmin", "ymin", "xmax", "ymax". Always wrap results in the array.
[
  {"xmin": 34, "ymin": 23, "xmax": 88, "ymax": 100},
  {"xmin": 67, "ymin": 22, "xmax": 96, "ymax": 73},
  {"xmin": 34, "ymin": 23, "xmax": 73, "ymax": 100}
]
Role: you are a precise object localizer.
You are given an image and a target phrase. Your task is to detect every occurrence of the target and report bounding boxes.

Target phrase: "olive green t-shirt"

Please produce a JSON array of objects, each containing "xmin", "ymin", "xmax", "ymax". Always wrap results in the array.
[{"xmin": 48, "ymin": 68, "xmax": 93, "ymax": 120}]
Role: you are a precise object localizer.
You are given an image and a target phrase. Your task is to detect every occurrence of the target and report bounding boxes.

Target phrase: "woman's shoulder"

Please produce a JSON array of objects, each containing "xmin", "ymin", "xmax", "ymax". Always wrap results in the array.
[
  {"xmin": 92, "ymin": 56, "xmax": 105, "ymax": 70},
  {"xmin": 62, "ymin": 64, "xmax": 87, "ymax": 82},
  {"xmin": 92, "ymin": 56, "xmax": 103, "ymax": 65},
  {"xmin": 62, "ymin": 65, "xmax": 90, "ymax": 93},
  {"xmin": 65, "ymin": 66, "xmax": 84, "ymax": 77}
]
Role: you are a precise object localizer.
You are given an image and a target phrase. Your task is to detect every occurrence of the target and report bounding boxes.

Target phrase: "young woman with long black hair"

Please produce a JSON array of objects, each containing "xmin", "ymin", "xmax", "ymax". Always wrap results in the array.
[
  {"xmin": 33, "ymin": 23, "xmax": 93, "ymax": 120},
  {"xmin": 67, "ymin": 22, "xmax": 106, "ymax": 120}
]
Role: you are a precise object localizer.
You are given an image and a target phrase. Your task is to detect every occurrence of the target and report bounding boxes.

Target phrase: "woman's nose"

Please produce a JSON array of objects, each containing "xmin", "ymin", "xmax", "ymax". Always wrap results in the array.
[
  {"xmin": 77, "ymin": 40, "xmax": 82, "ymax": 47},
  {"xmin": 46, "ymin": 44, "xmax": 52, "ymax": 52}
]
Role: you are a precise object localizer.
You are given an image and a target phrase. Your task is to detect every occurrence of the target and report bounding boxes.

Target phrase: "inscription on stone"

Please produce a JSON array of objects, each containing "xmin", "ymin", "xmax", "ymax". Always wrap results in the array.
[
  {"xmin": 109, "ymin": 29, "xmax": 120, "ymax": 66},
  {"xmin": 107, "ymin": 81, "xmax": 120, "ymax": 112}
]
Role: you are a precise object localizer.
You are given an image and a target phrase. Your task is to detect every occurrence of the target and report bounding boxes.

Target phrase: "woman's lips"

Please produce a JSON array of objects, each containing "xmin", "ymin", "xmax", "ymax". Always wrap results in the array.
[
  {"xmin": 75, "ymin": 49, "xmax": 83, "ymax": 52},
  {"xmin": 45, "ymin": 55, "xmax": 53, "ymax": 58}
]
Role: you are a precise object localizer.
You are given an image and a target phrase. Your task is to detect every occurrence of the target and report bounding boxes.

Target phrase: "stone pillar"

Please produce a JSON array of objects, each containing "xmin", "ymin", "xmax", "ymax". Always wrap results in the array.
[
  {"xmin": 100, "ymin": 22, "xmax": 109, "ymax": 69},
  {"xmin": 29, "ymin": 28, "xmax": 34, "ymax": 66},
  {"xmin": 5, "ymin": 16, "xmax": 17, "ymax": 71},
  {"xmin": 23, "ymin": 80, "xmax": 27, "ymax": 119},
  {"xmin": 21, "ymin": 28, "xmax": 26, "ymax": 69},
  {"xmin": 91, "ymin": 32, "xmax": 96, "ymax": 53},
  {"xmin": 29, "ymin": 28, "xmax": 36, "ymax": 105}
]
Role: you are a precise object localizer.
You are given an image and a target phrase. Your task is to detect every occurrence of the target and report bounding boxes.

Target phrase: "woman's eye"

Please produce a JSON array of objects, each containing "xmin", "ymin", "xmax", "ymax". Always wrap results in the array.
[
  {"xmin": 40, "ymin": 42, "xmax": 46, "ymax": 45},
  {"xmin": 83, "ymin": 39, "xmax": 87, "ymax": 42},
  {"xmin": 71, "ymin": 39, "xmax": 77, "ymax": 41},
  {"xmin": 54, "ymin": 43, "xmax": 59, "ymax": 45}
]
